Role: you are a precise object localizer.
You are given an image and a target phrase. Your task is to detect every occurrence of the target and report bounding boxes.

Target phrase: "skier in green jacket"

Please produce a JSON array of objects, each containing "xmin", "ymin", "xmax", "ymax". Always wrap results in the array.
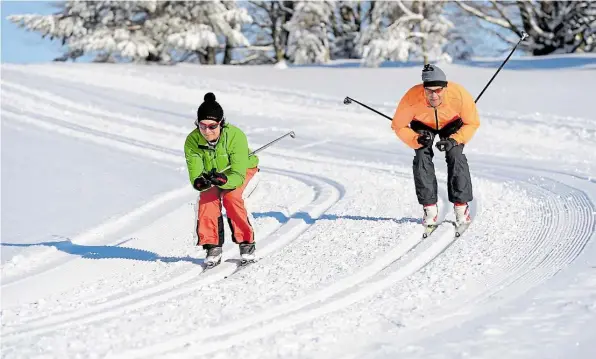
[{"xmin": 184, "ymin": 92, "xmax": 259, "ymax": 267}]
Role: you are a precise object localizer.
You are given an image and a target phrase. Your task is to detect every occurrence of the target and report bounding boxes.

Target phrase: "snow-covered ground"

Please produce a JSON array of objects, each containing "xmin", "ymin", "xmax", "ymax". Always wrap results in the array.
[{"xmin": 1, "ymin": 54, "xmax": 595, "ymax": 358}]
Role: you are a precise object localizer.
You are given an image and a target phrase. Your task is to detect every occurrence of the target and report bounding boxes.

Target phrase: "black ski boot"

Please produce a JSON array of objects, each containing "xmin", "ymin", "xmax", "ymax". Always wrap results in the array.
[
  {"xmin": 239, "ymin": 243, "xmax": 255, "ymax": 265},
  {"xmin": 205, "ymin": 246, "xmax": 222, "ymax": 269}
]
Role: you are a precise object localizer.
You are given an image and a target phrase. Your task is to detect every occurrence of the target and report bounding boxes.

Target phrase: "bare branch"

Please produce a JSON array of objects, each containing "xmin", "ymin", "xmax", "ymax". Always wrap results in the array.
[
  {"xmin": 395, "ymin": 0, "xmax": 416, "ymax": 17},
  {"xmin": 454, "ymin": 0, "xmax": 512, "ymax": 29},
  {"xmin": 489, "ymin": 0, "xmax": 521, "ymax": 34},
  {"xmin": 248, "ymin": 1, "xmax": 269, "ymax": 11},
  {"xmin": 278, "ymin": 1, "xmax": 294, "ymax": 15},
  {"xmin": 519, "ymin": 1, "xmax": 552, "ymax": 38}
]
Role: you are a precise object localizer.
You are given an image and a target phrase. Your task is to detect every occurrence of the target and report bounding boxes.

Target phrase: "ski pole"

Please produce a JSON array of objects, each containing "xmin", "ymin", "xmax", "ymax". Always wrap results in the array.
[
  {"xmin": 475, "ymin": 31, "xmax": 528, "ymax": 103},
  {"xmin": 343, "ymin": 31, "xmax": 529, "ymax": 119},
  {"xmin": 343, "ymin": 96, "xmax": 392, "ymax": 121},
  {"xmin": 219, "ymin": 131, "xmax": 296, "ymax": 172},
  {"xmin": 249, "ymin": 131, "xmax": 296, "ymax": 156}
]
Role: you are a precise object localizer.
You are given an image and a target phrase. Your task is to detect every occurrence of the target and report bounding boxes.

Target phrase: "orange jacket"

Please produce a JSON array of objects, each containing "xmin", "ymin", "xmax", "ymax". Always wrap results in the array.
[{"xmin": 391, "ymin": 82, "xmax": 480, "ymax": 149}]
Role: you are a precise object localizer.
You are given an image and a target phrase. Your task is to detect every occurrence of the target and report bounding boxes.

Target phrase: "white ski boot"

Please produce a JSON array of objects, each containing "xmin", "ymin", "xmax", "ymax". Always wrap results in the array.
[
  {"xmin": 422, "ymin": 204, "xmax": 439, "ymax": 238},
  {"xmin": 239, "ymin": 243, "xmax": 255, "ymax": 265},
  {"xmin": 454, "ymin": 202, "xmax": 472, "ymax": 237},
  {"xmin": 205, "ymin": 247, "xmax": 222, "ymax": 268}
]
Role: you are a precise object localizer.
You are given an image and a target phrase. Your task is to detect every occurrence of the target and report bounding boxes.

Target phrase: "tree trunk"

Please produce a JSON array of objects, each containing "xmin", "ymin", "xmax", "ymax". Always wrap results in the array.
[
  {"xmin": 223, "ymin": 38, "xmax": 233, "ymax": 64},
  {"xmin": 269, "ymin": 2, "xmax": 283, "ymax": 62},
  {"xmin": 198, "ymin": 48, "xmax": 217, "ymax": 64},
  {"xmin": 280, "ymin": 1, "xmax": 294, "ymax": 60},
  {"xmin": 145, "ymin": 52, "xmax": 162, "ymax": 62},
  {"xmin": 198, "ymin": 50, "xmax": 208, "ymax": 64},
  {"xmin": 207, "ymin": 47, "xmax": 216, "ymax": 64}
]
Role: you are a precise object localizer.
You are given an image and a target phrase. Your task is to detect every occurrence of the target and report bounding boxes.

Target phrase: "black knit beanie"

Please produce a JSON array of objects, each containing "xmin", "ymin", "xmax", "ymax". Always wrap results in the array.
[{"xmin": 196, "ymin": 92, "xmax": 224, "ymax": 122}]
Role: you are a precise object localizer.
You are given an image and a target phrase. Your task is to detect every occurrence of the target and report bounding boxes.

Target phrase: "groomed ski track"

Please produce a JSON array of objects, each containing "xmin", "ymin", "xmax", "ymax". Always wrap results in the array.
[{"xmin": 1, "ymin": 63, "xmax": 594, "ymax": 359}]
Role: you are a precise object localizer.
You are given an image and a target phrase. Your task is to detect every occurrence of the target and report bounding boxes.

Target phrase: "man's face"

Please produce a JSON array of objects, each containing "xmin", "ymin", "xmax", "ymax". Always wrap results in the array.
[
  {"xmin": 198, "ymin": 120, "xmax": 221, "ymax": 141},
  {"xmin": 424, "ymin": 86, "xmax": 446, "ymax": 107}
]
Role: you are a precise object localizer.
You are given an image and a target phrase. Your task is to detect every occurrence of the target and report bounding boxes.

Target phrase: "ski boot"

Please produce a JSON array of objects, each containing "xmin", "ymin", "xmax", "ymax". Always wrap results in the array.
[
  {"xmin": 205, "ymin": 246, "xmax": 222, "ymax": 269},
  {"xmin": 422, "ymin": 204, "xmax": 439, "ymax": 238},
  {"xmin": 239, "ymin": 242, "xmax": 256, "ymax": 266},
  {"xmin": 454, "ymin": 202, "xmax": 472, "ymax": 237}
]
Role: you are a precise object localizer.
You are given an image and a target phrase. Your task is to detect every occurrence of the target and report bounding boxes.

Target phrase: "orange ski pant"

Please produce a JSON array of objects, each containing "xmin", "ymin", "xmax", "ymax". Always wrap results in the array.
[{"xmin": 196, "ymin": 167, "xmax": 258, "ymax": 247}]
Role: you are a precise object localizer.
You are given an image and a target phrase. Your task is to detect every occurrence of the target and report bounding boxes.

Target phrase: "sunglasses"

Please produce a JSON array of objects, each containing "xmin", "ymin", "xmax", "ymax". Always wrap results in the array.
[
  {"xmin": 424, "ymin": 87, "xmax": 445, "ymax": 94},
  {"xmin": 198, "ymin": 122, "xmax": 220, "ymax": 130}
]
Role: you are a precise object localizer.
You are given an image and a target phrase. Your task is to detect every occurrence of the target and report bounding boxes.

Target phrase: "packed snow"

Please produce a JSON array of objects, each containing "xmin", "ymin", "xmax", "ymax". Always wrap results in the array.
[{"xmin": 1, "ymin": 54, "xmax": 595, "ymax": 358}]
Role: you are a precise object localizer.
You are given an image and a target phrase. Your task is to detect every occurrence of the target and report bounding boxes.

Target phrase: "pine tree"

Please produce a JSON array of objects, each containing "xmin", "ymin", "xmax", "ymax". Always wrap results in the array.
[
  {"xmin": 330, "ymin": 1, "xmax": 363, "ymax": 59},
  {"xmin": 356, "ymin": 1, "xmax": 452, "ymax": 67},
  {"xmin": 284, "ymin": 1, "xmax": 334, "ymax": 65},
  {"xmin": 7, "ymin": 0, "xmax": 253, "ymax": 64},
  {"xmin": 242, "ymin": 1, "xmax": 294, "ymax": 64},
  {"xmin": 163, "ymin": 1, "xmax": 252, "ymax": 64},
  {"xmin": 8, "ymin": 1, "xmax": 161, "ymax": 63}
]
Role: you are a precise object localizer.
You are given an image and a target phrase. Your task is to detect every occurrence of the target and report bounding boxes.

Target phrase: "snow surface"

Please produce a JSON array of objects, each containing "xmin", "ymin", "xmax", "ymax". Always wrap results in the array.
[{"xmin": 1, "ymin": 55, "xmax": 595, "ymax": 358}]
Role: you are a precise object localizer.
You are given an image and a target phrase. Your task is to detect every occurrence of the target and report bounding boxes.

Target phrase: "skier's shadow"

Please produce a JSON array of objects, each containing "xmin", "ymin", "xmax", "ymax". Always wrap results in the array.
[
  {"xmin": 252, "ymin": 211, "xmax": 421, "ymax": 225},
  {"xmin": 1, "ymin": 236, "xmax": 203, "ymax": 265}
]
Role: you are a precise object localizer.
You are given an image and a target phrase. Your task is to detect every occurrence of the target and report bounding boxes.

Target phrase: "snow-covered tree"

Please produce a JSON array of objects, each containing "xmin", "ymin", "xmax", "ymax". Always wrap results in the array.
[
  {"xmin": 7, "ymin": 0, "xmax": 253, "ymax": 64},
  {"xmin": 285, "ymin": 1, "xmax": 335, "ymax": 65},
  {"xmin": 356, "ymin": 1, "xmax": 452, "ymax": 67},
  {"xmin": 164, "ymin": 1, "xmax": 252, "ymax": 64},
  {"xmin": 242, "ymin": 1, "xmax": 294, "ymax": 64},
  {"xmin": 220, "ymin": 1, "xmax": 255, "ymax": 64},
  {"xmin": 8, "ymin": 1, "xmax": 161, "ymax": 63},
  {"xmin": 329, "ymin": 1, "xmax": 363, "ymax": 59},
  {"xmin": 454, "ymin": 1, "xmax": 596, "ymax": 55}
]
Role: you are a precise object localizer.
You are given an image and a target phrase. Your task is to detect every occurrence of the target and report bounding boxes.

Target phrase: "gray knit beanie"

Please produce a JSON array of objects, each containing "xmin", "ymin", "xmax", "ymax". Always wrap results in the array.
[{"xmin": 421, "ymin": 64, "xmax": 447, "ymax": 87}]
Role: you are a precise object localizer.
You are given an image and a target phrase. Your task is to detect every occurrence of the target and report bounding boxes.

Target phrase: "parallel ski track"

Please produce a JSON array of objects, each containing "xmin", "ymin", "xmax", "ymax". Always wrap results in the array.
[
  {"xmin": 347, "ymin": 164, "xmax": 596, "ymax": 359},
  {"xmin": 1, "ymin": 88, "xmax": 344, "ymax": 339},
  {"xmin": 108, "ymin": 187, "xmax": 458, "ymax": 359},
  {"xmin": 474, "ymin": 171, "xmax": 593, "ymax": 299},
  {"xmin": 2, "ymin": 80, "xmax": 453, "ymax": 348},
  {"xmin": 3, "ymin": 74, "xmax": 594, "ymax": 358},
  {"xmin": 162, "ymin": 165, "xmax": 594, "ymax": 359},
  {"xmin": 2, "ymin": 167, "xmax": 343, "ymax": 340},
  {"xmin": 0, "ymin": 79, "xmax": 474, "ymax": 352}
]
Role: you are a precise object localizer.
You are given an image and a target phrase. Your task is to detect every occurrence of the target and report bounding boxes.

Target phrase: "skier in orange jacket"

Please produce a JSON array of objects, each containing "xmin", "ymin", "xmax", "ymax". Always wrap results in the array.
[{"xmin": 391, "ymin": 64, "xmax": 480, "ymax": 229}]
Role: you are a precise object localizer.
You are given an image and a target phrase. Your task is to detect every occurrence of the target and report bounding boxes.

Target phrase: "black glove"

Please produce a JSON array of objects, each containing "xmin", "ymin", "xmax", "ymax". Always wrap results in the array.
[
  {"xmin": 206, "ymin": 168, "xmax": 228, "ymax": 186},
  {"xmin": 193, "ymin": 175, "xmax": 211, "ymax": 191},
  {"xmin": 435, "ymin": 138, "xmax": 458, "ymax": 152},
  {"xmin": 417, "ymin": 130, "xmax": 433, "ymax": 147}
]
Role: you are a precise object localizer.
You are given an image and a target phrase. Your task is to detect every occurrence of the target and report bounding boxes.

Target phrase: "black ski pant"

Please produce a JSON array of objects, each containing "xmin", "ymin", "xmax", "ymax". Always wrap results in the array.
[{"xmin": 411, "ymin": 119, "xmax": 473, "ymax": 205}]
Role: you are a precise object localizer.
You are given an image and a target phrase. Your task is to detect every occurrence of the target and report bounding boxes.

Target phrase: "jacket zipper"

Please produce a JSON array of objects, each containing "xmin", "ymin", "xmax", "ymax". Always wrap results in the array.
[{"xmin": 434, "ymin": 108, "xmax": 439, "ymax": 130}]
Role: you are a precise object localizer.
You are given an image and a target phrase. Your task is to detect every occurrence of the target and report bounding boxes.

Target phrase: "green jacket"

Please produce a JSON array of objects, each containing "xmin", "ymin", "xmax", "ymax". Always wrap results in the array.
[{"xmin": 184, "ymin": 124, "xmax": 259, "ymax": 191}]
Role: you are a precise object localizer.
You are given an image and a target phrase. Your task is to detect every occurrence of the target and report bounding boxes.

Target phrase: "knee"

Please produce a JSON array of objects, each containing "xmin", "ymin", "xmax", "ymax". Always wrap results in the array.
[
  {"xmin": 223, "ymin": 192, "xmax": 244, "ymax": 207},
  {"xmin": 414, "ymin": 146, "xmax": 433, "ymax": 164},
  {"xmin": 445, "ymin": 145, "xmax": 466, "ymax": 162}
]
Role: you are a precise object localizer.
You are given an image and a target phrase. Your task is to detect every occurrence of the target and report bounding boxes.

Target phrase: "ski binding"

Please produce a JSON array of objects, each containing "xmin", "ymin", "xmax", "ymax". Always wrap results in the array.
[
  {"xmin": 204, "ymin": 258, "xmax": 221, "ymax": 270},
  {"xmin": 454, "ymin": 223, "xmax": 471, "ymax": 237},
  {"xmin": 423, "ymin": 224, "xmax": 439, "ymax": 238}
]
